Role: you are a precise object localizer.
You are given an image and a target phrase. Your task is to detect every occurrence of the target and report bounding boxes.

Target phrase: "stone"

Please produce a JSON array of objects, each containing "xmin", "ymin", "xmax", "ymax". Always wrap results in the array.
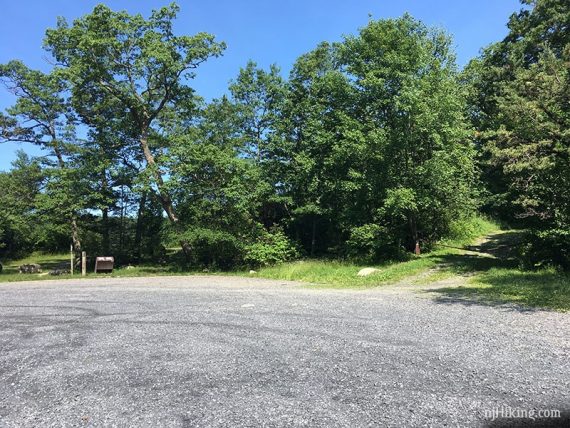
[
  {"xmin": 249, "ymin": 270, "xmax": 257, "ymax": 275},
  {"xmin": 19, "ymin": 264, "xmax": 42, "ymax": 274},
  {"xmin": 49, "ymin": 269, "xmax": 70, "ymax": 276},
  {"xmin": 357, "ymin": 267, "xmax": 380, "ymax": 277}
]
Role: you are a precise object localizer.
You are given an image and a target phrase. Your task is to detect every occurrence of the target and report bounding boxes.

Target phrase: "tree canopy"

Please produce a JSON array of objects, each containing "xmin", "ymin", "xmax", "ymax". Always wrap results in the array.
[{"xmin": 0, "ymin": 0, "xmax": 568, "ymax": 270}]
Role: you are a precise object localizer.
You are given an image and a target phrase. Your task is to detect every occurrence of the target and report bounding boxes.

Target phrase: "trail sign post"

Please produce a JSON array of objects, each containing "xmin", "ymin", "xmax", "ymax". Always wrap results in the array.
[
  {"xmin": 81, "ymin": 252, "xmax": 86, "ymax": 277},
  {"xmin": 70, "ymin": 245, "xmax": 74, "ymax": 275}
]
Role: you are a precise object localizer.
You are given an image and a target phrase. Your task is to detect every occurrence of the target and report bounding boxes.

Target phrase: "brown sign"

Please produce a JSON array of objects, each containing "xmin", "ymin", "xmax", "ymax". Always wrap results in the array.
[{"xmin": 95, "ymin": 257, "xmax": 114, "ymax": 273}]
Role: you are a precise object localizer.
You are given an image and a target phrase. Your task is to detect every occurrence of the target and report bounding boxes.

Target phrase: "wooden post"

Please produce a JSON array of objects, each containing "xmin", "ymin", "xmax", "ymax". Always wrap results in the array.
[
  {"xmin": 415, "ymin": 241, "xmax": 421, "ymax": 255},
  {"xmin": 70, "ymin": 245, "xmax": 74, "ymax": 275},
  {"xmin": 81, "ymin": 251, "xmax": 86, "ymax": 277}
]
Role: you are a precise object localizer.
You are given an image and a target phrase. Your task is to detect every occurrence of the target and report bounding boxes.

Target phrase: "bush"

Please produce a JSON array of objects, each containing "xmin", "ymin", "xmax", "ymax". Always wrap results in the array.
[
  {"xmin": 244, "ymin": 229, "xmax": 298, "ymax": 267},
  {"xmin": 180, "ymin": 227, "xmax": 244, "ymax": 269},
  {"xmin": 519, "ymin": 229, "xmax": 570, "ymax": 270},
  {"xmin": 441, "ymin": 215, "xmax": 498, "ymax": 247},
  {"xmin": 345, "ymin": 224, "xmax": 399, "ymax": 262}
]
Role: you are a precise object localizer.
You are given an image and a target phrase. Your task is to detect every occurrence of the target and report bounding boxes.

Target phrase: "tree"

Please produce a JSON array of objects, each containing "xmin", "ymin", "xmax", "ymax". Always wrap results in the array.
[
  {"xmin": 43, "ymin": 3, "xmax": 226, "ymax": 257},
  {"xmin": 0, "ymin": 61, "xmax": 84, "ymax": 252},
  {"xmin": 339, "ymin": 15, "xmax": 475, "ymax": 249},
  {"xmin": 229, "ymin": 61, "xmax": 286, "ymax": 163},
  {"xmin": 0, "ymin": 153, "xmax": 45, "ymax": 258},
  {"xmin": 166, "ymin": 97, "xmax": 273, "ymax": 267},
  {"xmin": 279, "ymin": 17, "xmax": 475, "ymax": 258},
  {"xmin": 227, "ymin": 61, "xmax": 289, "ymax": 229},
  {"xmin": 466, "ymin": 0, "xmax": 570, "ymax": 267},
  {"xmin": 281, "ymin": 42, "xmax": 365, "ymax": 255}
]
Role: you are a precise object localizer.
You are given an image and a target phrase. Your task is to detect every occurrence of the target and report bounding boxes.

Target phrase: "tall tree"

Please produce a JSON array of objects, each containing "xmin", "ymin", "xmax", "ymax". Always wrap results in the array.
[
  {"xmin": 466, "ymin": 0, "xmax": 570, "ymax": 267},
  {"xmin": 0, "ymin": 61, "xmax": 84, "ymax": 252},
  {"xmin": 0, "ymin": 153, "xmax": 44, "ymax": 257},
  {"xmin": 43, "ymin": 3, "xmax": 225, "ymax": 256},
  {"xmin": 339, "ymin": 15, "xmax": 475, "ymax": 249},
  {"xmin": 280, "ymin": 17, "xmax": 475, "ymax": 257}
]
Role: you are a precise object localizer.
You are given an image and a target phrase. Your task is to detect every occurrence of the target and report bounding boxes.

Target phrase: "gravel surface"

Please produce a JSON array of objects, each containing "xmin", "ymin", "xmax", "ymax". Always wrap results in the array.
[{"xmin": 0, "ymin": 275, "xmax": 568, "ymax": 427}]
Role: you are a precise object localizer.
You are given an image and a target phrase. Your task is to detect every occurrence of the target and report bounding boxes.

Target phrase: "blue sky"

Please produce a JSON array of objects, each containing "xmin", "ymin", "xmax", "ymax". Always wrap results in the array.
[{"xmin": 0, "ymin": 0, "xmax": 521, "ymax": 171}]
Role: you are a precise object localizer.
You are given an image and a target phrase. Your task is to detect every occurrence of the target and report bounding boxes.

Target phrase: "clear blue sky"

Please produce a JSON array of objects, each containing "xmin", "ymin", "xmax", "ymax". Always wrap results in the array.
[{"xmin": 0, "ymin": 0, "xmax": 521, "ymax": 171}]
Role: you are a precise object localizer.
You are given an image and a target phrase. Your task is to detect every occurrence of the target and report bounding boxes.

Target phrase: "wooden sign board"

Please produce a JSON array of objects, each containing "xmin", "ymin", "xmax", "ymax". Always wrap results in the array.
[{"xmin": 95, "ymin": 256, "xmax": 114, "ymax": 273}]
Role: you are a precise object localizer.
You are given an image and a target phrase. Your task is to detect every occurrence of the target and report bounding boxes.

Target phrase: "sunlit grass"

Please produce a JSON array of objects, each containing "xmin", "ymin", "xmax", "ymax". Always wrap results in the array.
[
  {"xmin": 1, "ymin": 217, "xmax": 568, "ymax": 311},
  {"xmin": 254, "ymin": 251, "xmax": 458, "ymax": 288},
  {"xmin": 432, "ymin": 268, "xmax": 570, "ymax": 311}
]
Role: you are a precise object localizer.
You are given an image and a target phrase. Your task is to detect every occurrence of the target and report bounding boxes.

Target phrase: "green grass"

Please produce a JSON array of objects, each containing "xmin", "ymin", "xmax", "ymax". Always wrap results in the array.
[
  {"xmin": 254, "ymin": 216, "xmax": 501, "ymax": 288},
  {"xmin": 0, "ymin": 252, "xmax": 73, "ymax": 282},
  {"xmin": 252, "ymin": 256, "xmax": 439, "ymax": 288},
  {"xmin": 0, "ymin": 252, "xmax": 201, "ymax": 283},
  {"xmin": 432, "ymin": 268, "xmax": 570, "ymax": 311},
  {"xmin": 440, "ymin": 215, "xmax": 500, "ymax": 248},
  {"xmin": 1, "ymin": 216, "xmax": 568, "ymax": 311}
]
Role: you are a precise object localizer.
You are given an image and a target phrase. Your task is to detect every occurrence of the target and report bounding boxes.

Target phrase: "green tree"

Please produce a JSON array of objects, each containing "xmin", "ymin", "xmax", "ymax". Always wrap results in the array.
[
  {"xmin": 0, "ymin": 61, "xmax": 85, "ymax": 252},
  {"xmin": 280, "ymin": 17, "xmax": 475, "ymax": 258},
  {"xmin": 0, "ymin": 153, "xmax": 45, "ymax": 258},
  {"xmin": 44, "ymin": 3, "xmax": 225, "ymax": 257},
  {"xmin": 466, "ymin": 0, "xmax": 570, "ymax": 267},
  {"xmin": 340, "ymin": 15, "xmax": 475, "ymax": 249},
  {"xmin": 166, "ymin": 98, "xmax": 272, "ymax": 267}
]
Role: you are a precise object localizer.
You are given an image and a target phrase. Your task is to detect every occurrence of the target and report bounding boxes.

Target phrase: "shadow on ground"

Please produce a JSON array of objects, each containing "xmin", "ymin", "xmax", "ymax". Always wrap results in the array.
[
  {"xmin": 424, "ymin": 231, "xmax": 570, "ymax": 312},
  {"xmin": 2, "ymin": 255, "xmax": 70, "ymax": 274}
]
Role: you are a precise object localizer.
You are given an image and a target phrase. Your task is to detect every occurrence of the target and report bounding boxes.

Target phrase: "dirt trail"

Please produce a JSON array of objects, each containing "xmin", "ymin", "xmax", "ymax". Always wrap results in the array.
[{"xmin": 390, "ymin": 230, "xmax": 523, "ymax": 292}]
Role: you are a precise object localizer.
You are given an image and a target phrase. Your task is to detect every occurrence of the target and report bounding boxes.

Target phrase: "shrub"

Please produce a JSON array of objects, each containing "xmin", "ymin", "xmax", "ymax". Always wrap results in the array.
[
  {"xmin": 244, "ymin": 229, "xmax": 298, "ymax": 267},
  {"xmin": 180, "ymin": 227, "xmax": 244, "ymax": 269},
  {"xmin": 346, "ymin": 224, "xmax": 399, "ymax": 262},
  {"xmin": 442, "ymin": 215, "xmax": 498, "ymax": 247},
  {"xmin": 519, "ymin": 228, "xmax": 570, "ymax": 270}
]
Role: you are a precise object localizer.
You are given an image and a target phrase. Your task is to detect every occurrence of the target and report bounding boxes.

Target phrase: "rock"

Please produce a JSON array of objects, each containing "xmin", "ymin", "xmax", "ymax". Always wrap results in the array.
[
  {"xmin": 19, "ymin": 264, "xmax": 42, "ymax": 274},
  {"xmin": 357, "ymin": 267, "xmax": 380, "ymax": 277},
  {"xmin": 249, "ymin": 270, "xmax": 257, "ymax": 275},
  {"xmin": 125, "ymin": 265, "xmax": 136, "ymax": 270},
  {"xmin": 49, "ymin": 269, "xmax": 70, "ymax": 276}
]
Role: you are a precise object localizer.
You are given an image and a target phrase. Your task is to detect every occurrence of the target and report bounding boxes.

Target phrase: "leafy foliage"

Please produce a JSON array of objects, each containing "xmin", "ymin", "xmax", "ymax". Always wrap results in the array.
[
  {"xmin": 465, "ymin": 0, "xmax": 570, "ymax": 268},
  {"xmin": 0, "ymin": 1, "xmax": 567, "ymax": 274},
  {"xmin": 244, "ymin": 229, "xmax": 298, "ymax": 267}
]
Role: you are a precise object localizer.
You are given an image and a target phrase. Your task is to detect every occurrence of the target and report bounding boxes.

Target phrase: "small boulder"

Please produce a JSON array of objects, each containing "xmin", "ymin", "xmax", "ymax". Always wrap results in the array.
[
  {"xmin": 249, "ymin": 270, "xmax": 257, "ymax": 275},
  {"xmin": 49, "ymin": 269, "xmax": 70, "ymax": 276},
  {"xmin": 19, "ymin": 264, "xmax": 42, "ymax": 274},
  {"xmin": 357, "ymin": 267, "xmax": 380, "ymax": 277}
]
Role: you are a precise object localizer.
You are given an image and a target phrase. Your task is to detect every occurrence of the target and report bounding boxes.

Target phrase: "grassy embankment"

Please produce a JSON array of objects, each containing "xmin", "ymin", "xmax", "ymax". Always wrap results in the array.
[
  {"xmin": 255, "ymin": 216, "xmax": 499, "ymax": 287},
  {"xmin": 0, "ymin": 253, "xmax": 191, "ymax": 283},
  {"xmin": 1, "ymin": 216, "xmax": 568, "ymax": 310},
  {"xmin": 255, "ymin": 217, "xmax": 570, "ymax": 310}
]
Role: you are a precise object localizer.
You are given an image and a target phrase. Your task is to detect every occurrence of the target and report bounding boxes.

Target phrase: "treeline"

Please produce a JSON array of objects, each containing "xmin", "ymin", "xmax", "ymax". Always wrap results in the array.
[{"xmin": 0, "ymin": 0, "xmax": 568, "ymax": 269}]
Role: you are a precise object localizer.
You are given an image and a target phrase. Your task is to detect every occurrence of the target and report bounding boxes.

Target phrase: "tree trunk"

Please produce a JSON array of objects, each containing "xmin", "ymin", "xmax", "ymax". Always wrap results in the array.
[
  {"xmin": 52, "ymin": 136, "xmax": 82, "ymax": 256},
  {"xmin": 101, "ymin": 169, "xmax": 110, "ymax": 255},
  {"xmin": 133, "ymin": 192, "xmax": 147, "ymax": 262},
  {"xmin": 102, "ymin": 207, "xmax": 110, "ymax": 255},
  {"xmin": 119, "ymin": 185, "xmax": 125, "ymax": 258},
  {"xmin": 71, "ymin": 215, "xmax": 82, "ymax": 254},
  {"xmin": 408, "ymin": 215, "xmax": 418, "ymax": 251},
  {"xmin": 139, "ymin": 126, "xmax": 191, "ymax": 259},
  {"xmin": 310, "ymin": 217, "xmax": 317, "ymax": 257}
]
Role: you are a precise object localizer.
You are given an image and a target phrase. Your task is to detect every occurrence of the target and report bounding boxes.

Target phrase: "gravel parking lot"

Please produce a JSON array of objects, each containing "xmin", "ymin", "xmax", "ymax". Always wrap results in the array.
[{"xmin": 0, "ymin": 276, "xmax": 568, "ymax": 427}]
